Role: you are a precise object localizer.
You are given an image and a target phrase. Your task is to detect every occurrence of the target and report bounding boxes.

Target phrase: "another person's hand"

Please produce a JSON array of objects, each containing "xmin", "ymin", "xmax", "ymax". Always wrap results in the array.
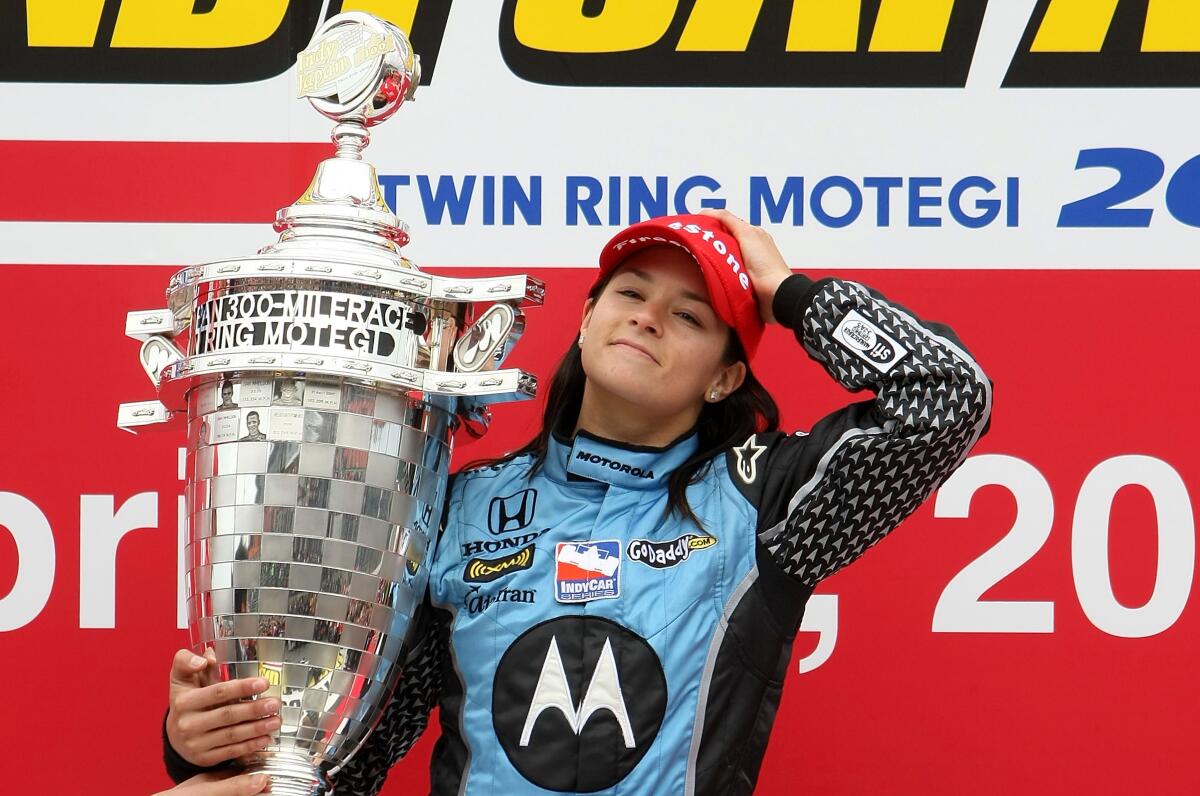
[
  {"xmin": 153, "ymin": 772, "xmax": 269, "ymax": 795},
  {"xmin": 699, "ymin": 208, "xmax": 794, "ymax": 324},
  {"xmin": 166, "ymin": 648, "xmax": 281, "ymax": 767}
]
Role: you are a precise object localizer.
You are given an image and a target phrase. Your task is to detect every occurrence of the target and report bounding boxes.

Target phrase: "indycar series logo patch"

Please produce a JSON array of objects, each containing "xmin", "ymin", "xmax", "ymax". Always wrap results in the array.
[{"xmin": 554, "ymin": 540, "xmax": 621, "ymax": 603}]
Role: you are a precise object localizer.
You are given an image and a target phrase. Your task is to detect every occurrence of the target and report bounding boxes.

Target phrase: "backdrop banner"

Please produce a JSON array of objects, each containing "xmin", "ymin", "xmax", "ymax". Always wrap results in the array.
[{"xmin": 1, "ymin": 2, "xmax": 1197, "ymax": 794}]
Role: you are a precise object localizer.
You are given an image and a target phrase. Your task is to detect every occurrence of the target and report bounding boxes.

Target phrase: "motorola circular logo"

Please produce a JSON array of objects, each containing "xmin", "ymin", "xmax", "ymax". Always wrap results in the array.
[{"xmin": 492, "ymin": 616, "xmax": 667, "ymax": 792}]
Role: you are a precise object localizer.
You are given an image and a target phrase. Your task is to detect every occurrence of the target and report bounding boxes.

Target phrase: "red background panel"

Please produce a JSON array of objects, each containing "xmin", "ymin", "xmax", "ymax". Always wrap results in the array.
[
  {"xmin": 0, "ymin": 265, "xmax": 1196, "ymax": 795},
  {"xmin": 0, "ymin": 141, "xmax": 327, "ymax": 222}
]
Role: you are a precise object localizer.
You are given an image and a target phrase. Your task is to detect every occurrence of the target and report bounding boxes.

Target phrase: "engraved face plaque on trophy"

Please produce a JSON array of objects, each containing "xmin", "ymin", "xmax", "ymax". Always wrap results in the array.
[{"xmin": 119, "ymin": 12, "xmax": 542, "ymax": 795}]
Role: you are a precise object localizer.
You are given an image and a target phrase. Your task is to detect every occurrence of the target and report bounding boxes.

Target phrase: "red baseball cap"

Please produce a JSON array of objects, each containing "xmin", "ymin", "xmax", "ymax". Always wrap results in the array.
[{"xmin": 596, "ymin": 213, "xmax": 764, "ymax": 358}]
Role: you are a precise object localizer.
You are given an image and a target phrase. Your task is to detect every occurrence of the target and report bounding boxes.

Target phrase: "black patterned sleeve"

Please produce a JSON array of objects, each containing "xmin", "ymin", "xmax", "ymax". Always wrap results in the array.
[
  {"xmin": 329, "ymin": 603, "xmax": 447, "ymax": 796},
  {"xmin": 730, "ymin": 274, "xmax": 992, "ymax": 588}
]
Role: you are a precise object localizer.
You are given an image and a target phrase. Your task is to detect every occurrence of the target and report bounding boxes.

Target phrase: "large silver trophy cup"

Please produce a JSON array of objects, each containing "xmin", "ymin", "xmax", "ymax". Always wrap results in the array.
[{"xmin": 119, "ymin": 13, "xmax": 540, "ymax": 794}]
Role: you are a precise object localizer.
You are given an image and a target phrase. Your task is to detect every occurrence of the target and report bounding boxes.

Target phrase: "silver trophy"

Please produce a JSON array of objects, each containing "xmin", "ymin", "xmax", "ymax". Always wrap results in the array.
[{"xmin": 119, "ymin": 13, "xmax": 541, "ymax": 795}]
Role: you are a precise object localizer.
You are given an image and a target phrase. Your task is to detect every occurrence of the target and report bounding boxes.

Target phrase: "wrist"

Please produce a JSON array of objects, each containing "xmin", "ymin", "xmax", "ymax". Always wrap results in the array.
[
  {"xmin": 757, "ymin": 272, "xmax": 791, "ymax": 323},
  {"xmin": 771, "ymin": 273, "xmax": 821, "ymax": 330}
]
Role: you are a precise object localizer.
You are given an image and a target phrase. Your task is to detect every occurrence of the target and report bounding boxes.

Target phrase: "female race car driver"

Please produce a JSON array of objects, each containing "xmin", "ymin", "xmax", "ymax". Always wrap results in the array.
[{"xmin": 161, "ymin": 210, "xmax": 991, "ymax": 796}]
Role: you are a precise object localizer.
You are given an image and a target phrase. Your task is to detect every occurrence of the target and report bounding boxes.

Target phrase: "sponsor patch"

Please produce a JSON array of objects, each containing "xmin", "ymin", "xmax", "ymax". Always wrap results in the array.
[
  {"xmin": 492, "ymin": 616, "xmax": 666, "ymax": 792},
  {"xmin": 464, "ymin": 585, "xmax": 536, "ymax": 616},
  {"xmin": 554, "ymin": 540, "xmax": 621, "ymax": 603},
  {"xmin": 732, "ymin": 434, "xmax": 767, "ymax": 484},
  {"xmin": 832, "ymin": 309, "xmax": 908, "ymax": 374},
  {"xmin": 489, "ymin": 488, "xmax": 538, "ymax": 535},
  {"xmin": 461, "ymin": 528, "xmax": 548, "ymax": 558},
  {"xmin": 464, "ymin": 544, "xmax": 535, "ymax": 583},
  {"xmin": 627, "ymin": 534, "xmax": 717, "ymax": 570},
  {"xmin": 574, "ymin": 449, "xmax": 654, "ymax": 479}
]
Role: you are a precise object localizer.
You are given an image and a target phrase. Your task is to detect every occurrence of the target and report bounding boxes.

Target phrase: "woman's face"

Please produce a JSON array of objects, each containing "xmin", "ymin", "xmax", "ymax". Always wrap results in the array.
[{"xmin": 579, "ymin": 245, "xmax": 744, "ymax": 422}]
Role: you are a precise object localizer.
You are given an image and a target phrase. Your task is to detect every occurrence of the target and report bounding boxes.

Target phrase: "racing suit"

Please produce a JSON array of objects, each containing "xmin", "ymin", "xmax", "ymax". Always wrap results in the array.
[{"xmin": 327, "ymin": 274, "xmax": 993, "ymax": 795}]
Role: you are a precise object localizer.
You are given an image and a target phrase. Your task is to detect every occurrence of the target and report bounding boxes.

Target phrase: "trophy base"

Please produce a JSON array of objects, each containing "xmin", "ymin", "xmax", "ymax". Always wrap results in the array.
[{"xmin": 244, "ymin": 753, "xmax": 333, "ymax": 796}]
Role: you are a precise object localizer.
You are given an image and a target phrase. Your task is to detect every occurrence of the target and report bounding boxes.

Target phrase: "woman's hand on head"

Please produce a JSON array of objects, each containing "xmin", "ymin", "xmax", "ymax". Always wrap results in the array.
[
  {"xmin": 153, "ymin": 772, "xmax": 269, "ymax": 795},
  {"xmin": 166, "ymin": 648, "xmax": 281, "ymax": 768},
  {"xmin": 698, "ymin": 208, "xmax": 793, "ymax": 324}
]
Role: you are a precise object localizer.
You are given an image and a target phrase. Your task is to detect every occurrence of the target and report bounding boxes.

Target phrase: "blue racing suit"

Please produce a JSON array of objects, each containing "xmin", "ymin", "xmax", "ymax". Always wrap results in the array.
[{"xmin": 330, "ymin": 274, "xmax": 992, "ymax": 795}]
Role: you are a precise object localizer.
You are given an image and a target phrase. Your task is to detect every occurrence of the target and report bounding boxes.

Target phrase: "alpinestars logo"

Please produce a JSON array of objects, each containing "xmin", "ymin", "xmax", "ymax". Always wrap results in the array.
[
  {"xmin": 493, "ymin": 616, "xmax": 667, "ymax": 792},
  {"xmin": 732, "ymin": 434, "xmax": 768, "ymax": 484}
]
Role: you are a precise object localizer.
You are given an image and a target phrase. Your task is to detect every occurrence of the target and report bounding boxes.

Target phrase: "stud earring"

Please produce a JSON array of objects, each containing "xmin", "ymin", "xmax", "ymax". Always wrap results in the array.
[
  {"xmin": 710, "ymin": 390, "xmax": 720, "ymax": 401},
  {"xmin": 578, "ymin": 331, "xmax": 586, "ymax": 346}
]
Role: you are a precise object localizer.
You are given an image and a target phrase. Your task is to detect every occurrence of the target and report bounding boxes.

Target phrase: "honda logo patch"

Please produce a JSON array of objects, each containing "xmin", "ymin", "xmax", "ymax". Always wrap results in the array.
[{"xmin": 489, "ymin": 489, "xmax": 538, "ymax": 535}]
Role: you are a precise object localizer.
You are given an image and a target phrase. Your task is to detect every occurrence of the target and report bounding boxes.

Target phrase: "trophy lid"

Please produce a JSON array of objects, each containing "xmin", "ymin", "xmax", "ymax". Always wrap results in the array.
[{"xmin": 260, "ymin": 12, "xmax": 422, "ymax": 262}]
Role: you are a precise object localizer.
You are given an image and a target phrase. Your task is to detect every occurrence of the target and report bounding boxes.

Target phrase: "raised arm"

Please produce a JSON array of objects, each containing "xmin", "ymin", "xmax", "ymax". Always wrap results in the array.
[
  {"xmin": 749, "ymin": 273, "xmax": 991, "ymax": 586},
  {"xmin": 702, "ymin": 209, "xmax": 992, "ymax": 587}
]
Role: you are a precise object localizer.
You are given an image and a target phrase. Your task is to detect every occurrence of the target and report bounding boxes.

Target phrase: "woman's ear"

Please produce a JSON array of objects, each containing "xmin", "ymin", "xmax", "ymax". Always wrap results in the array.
[
  {"xmin": 709, "ymin": 360, "xmax": 747, "ymax": 402},
  {"xmin": 580, "ymin": 296, "xmax": 596, "ymax": 334}
]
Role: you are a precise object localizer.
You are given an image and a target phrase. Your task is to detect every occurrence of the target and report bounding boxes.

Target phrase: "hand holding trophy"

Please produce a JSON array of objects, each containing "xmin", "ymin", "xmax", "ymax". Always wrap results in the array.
[{"xmin": 121, "ymin": 13, "xmax": 541, "ymax": 795}]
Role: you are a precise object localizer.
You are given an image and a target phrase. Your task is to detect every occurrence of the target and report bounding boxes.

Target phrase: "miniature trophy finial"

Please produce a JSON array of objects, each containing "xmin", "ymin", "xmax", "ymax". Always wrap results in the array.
[{"xmin": 276, "ymin": 12, "xmax": 423, "ymax": 245}]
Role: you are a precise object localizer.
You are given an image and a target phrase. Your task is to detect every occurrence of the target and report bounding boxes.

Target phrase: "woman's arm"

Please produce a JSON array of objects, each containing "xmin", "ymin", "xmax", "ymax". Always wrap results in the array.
[
  {"xmin": 704, "ymin": 209, "xmax": 992, "ymax": 588},
  {"xmin": 749, "ymin": 273, "xmax": 992, "ymax": 587}
]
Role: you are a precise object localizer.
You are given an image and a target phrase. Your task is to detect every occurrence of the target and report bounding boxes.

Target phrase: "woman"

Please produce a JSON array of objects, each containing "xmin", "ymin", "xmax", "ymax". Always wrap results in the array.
[{"xmin": 163, "ymin": 211, "xmax": 991, "ymax": 795}]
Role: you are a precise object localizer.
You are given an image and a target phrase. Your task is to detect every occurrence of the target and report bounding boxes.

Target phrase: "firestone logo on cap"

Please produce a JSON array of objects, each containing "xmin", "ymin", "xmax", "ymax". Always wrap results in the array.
[
  {"xmin": 663, "ymin": 220, "xmax": 752, "ymax": 291},
  {"xmin": 611, "ymin": 235, "xmax": 680, "ymax": 254},
  {"xmin": 606, "ymin": 222, "xmax": 751, "ymax": 291}
]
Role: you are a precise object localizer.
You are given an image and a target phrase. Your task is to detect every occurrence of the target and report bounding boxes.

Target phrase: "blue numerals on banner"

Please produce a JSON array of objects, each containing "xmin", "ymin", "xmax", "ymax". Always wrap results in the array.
[{"xmin": 1059, "ymin": 148, "xmax": 1200, "ymax": 228}]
